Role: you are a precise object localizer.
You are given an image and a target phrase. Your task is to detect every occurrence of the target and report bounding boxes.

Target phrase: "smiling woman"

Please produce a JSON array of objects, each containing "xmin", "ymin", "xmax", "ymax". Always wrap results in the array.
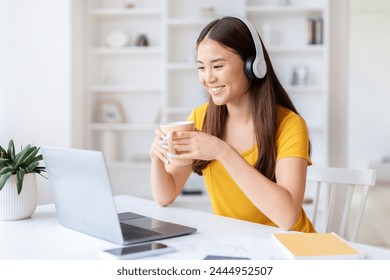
[
  {"xmin": 196, "ymin": 42, "xmax": 251, "ymax": 106},
  {"xmin": 149, "ymin": 16, "xmax": 315, "ymax": 233}
]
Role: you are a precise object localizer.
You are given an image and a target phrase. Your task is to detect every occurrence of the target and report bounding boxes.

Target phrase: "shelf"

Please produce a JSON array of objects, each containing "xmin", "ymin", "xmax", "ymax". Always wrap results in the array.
[
  {"xmin": 90, "ymin": 47, "xmax": 162, "ymax": 55},
  {"xmin": 285, "ymin": 85, "xmax": 323, "ymax": 93},
  {"xmin": 267, "ymin": 45, "xmax": 325, "ymax": 53},
  {"xmin": 176, "ymin": 194, "xmax": 210, "ymax": 204},
  {"xmin": 246, "ymin": 5, "xmax": 325, "ymax": 15},
  {"xmin": 89, "ymin": 8, "xmax": 161, "ymax": 17},
  {"xmin": 90, "ymin": 123, "xmax": 157, "ymax": 131},
  {"xmin": 90, "ymin": 85, "xmax": 161, "ymax": 93},
  {"xmin": 106, "ymin": 161, "xmax": 151, "ymax": 170},
  {"xmin": 166, "ymin": 18, "xmax": 212, "ymax": 27},
  {"xmin": 165, "ymin": 107, "xmax": 194, "ymax": 115},
  {"xmin": 167, "ymin": 63, "xmax": 197, "ymax": 70}
]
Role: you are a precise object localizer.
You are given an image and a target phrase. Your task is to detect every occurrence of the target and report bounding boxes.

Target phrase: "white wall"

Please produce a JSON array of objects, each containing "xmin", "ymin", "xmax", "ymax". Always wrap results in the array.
[
  {"xmin": 347, "ymin": 0, "xmax": 390, "ymax": 168},
  {"xmin": 0, "ymin": 0, "xmax": 72, "ymax": 203}
]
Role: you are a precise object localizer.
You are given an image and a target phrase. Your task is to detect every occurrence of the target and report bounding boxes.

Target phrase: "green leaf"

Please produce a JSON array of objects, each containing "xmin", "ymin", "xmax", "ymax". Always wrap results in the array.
[
  {"xmin": 35, "ymin": 167, "xmax": 47, "ymax": 177},
  {"xmin": 13, "ymin": 145, "xmax": 33, "ymax": 168},
  {"xmin": 0, "ymin": 158, "xmax": 11, "ymax": 163},
  {"xmin": 25, "ymin": 162, "xmax": 39, "ymax": 173},
  {"xmin": 0, "ymin": 166, "xmax": 14, "ymax": 175},
  {"xmin": 0, "ymin": 172, "xmax": 12, "ymax": 191},
  {"xmin": 23, "ymin": 151, "xmax": 41, "ymax": 167},
  {"xmin": 0, "ymin": 158, "xmax": 11, "ymax": 168},
  {"xmin": 16, "ymin": 168, "xmax": 26, "ymax": 194},
  {"xmin": 34, "ymin": 154, "xmax": 43, "ymax": 162},
  {"xmin": 0, "ymin": 146, "xmax": 7, "ymax": 158},
  {"xmin": 37, "ymin": 172, "xmax": 48, "ymax": 180},
  {"xmin": 7, "ymin": 140, "xmax": 15, "ymax": 161}
]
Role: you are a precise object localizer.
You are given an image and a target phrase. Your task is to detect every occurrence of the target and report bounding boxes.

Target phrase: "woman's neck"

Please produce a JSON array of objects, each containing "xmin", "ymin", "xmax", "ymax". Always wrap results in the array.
[{"xmin": 226, "ymin": 94, "xmax": 252, "ymax": 125}]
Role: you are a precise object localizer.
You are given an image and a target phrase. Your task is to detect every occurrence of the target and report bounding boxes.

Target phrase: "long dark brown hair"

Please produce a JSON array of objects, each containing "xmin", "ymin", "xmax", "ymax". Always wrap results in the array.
[{"xmin": 192, "ymin": 17, "xmax": 310, "ymax": 181}]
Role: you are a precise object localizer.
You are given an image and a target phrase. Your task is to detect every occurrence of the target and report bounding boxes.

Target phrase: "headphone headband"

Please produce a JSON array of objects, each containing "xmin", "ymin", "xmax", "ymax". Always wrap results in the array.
[{"xmin": 234, "ymin": 17, "xmax": 267, "ymax": 79}]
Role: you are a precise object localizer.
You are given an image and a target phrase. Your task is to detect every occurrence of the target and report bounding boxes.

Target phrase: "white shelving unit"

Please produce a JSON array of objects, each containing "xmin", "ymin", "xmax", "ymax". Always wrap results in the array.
[
  {"xmin": 246, "ymin": 0, "xmax": 329, "ymax": 168},
  {"xmin": 245, "ymin": 0, "xmax": 330, "ymax": 222},
  {"xmin": 83, "ymin": 0, "xmax": 329, "ymax": 211},
  {"xmin": 162, "ymin": 0, "xmax": 244, "ymax": 122},
  {"xmin": 85, "ymin": 0, "xmax": 164, "ymax": 198}
]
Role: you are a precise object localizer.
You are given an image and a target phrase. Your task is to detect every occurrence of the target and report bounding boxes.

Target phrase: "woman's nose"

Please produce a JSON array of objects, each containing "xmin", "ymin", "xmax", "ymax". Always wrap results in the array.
[{"xmin": 205, "ymin": 70, "xmax": 217, "ymax": 83}]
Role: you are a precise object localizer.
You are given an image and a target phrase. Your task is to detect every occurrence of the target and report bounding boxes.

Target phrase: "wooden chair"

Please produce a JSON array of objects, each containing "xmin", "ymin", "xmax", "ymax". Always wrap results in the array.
[{"xmin": 305, "ymin": 166, "xmax": 376, "ymax": 242}]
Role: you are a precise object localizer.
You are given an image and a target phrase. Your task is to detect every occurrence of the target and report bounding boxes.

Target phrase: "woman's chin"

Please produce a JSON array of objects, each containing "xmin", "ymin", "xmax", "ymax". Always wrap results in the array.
[{"xmin": 210, "ymin": 96, "xmax": 226, "ymax": 106}]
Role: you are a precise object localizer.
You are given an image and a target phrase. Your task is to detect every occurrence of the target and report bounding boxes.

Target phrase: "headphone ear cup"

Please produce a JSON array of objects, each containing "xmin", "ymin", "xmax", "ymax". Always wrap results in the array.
[{"xmin": 244, "ymin": 57, "xmax": 255, "ymax": 80}]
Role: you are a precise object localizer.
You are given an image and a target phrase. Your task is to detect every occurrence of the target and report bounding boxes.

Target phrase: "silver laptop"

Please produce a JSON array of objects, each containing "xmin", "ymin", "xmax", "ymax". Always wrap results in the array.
[{"xmin": 42, "ymin": 146, "xmax": 196, "ymax": 245}]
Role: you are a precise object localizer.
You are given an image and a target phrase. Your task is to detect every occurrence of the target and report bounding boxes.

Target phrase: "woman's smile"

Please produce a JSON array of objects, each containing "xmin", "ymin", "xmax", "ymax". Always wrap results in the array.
[{"xmin": 210, "ymin": 86, "xmax": 225, "ymax": 93}]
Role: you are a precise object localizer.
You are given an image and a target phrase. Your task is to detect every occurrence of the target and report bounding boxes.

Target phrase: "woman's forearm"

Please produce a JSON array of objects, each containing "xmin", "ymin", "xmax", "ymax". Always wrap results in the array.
[
  {"xmin": 150, "ymin": 157, "xmax": 177, "ymax": 206},
  {"xmin": 150, "ymin": 156, "xmax": 192, "ymax": 207},
  {"xmin": 216, "ymin": 145, "xmax": 306, "ymax": 230}
]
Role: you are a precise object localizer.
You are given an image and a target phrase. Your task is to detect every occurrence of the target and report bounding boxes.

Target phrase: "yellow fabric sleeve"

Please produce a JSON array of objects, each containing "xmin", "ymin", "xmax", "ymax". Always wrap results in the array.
[{"xmin": 276, "ymin": 106, "xmax": 312, "ymax": 165}]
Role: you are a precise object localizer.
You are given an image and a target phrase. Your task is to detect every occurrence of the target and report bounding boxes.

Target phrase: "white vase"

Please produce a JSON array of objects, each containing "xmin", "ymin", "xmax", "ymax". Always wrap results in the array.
[{"xmin": 0, "ymin": 173, "xmax": 38, "ymax": 221}]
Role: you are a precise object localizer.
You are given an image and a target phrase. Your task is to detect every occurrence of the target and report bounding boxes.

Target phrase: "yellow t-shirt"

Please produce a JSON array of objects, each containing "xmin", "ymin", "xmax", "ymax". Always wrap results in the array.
[{"xmin": 187, "ymin": 103, "xmax": 315, "ymax": 233}]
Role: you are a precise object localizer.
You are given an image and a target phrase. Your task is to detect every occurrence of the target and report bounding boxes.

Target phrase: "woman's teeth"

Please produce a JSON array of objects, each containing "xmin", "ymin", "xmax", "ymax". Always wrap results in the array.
[{"xmin": 211, "ymin": 86, "xmax": 224, "ymax": 93}]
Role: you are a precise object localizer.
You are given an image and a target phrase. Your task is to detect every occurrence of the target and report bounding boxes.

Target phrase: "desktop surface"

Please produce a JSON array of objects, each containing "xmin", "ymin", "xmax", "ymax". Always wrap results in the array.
[{"xmin": 1, "ymin": 195, "xmax": 390, "ymax": 260}]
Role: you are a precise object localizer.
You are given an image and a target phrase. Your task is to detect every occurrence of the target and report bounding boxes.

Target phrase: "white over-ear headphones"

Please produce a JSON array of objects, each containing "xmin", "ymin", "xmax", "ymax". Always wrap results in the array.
[{"xmin": 234, "ymin": 17, "xmax": 267, "ymax": 79}]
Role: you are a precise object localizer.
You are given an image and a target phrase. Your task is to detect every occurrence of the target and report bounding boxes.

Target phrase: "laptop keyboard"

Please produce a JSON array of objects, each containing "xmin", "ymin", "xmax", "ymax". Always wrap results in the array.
[{"xmin": 120, "ymin": 223, "xmax": 162, "ymax": 239}]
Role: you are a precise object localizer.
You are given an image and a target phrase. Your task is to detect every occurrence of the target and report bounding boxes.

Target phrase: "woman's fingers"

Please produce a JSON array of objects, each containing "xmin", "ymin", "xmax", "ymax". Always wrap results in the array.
[
  {"xmin": 154, "ymin": 130, "xmax": 202, "ymax": 163},
  {"xmin": 165, "ymin": 131, "xmax": 177, "ymax": 155},
  {"xmin": 151, "ymin": 129, "xmax": 171, "ymax": 165}
]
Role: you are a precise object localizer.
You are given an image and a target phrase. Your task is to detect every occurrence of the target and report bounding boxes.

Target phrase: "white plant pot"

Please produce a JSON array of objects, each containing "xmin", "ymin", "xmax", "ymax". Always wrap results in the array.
[{"xmin": 0, "ymin": 173, "xmax": 38, "ymax": 221}]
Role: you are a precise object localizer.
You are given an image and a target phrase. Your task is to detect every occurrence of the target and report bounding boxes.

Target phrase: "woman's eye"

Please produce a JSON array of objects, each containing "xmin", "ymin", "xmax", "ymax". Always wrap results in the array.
[
  {"xmin": 197, "ymin": 66, "xmax": 205, "ymax": 70},
  {"xmin": 214, "ymin": 65, "xmax": 223, "ymax": 69}
]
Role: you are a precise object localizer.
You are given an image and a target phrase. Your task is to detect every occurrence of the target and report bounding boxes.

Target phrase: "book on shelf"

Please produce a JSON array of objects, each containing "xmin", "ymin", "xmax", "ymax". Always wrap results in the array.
[
  {"xmin": 272, "ymin": 232, "xmax": 364, "ymax": 260},
  {"xmin": 307, "ymin": 17, "xmax": 323, "ymax": 45}
]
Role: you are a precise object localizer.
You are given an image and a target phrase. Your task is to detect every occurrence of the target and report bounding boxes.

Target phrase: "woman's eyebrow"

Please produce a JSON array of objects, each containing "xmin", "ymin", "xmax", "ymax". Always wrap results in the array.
[{"xmin": 196, "ymin": 58, "xmax": 228, "ymax": 64}]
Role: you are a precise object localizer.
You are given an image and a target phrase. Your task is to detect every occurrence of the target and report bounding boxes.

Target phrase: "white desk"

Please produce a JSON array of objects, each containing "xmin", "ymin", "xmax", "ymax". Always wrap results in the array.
[{"xmin": 1, "ymin": 195, "xmax": 390, "ymax": 260}]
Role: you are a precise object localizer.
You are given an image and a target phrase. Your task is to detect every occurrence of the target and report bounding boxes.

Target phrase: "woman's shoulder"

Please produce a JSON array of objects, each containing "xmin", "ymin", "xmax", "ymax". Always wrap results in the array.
[
  {"xmin": 194, "ymin": 102, "xmax": 209, "ymax": 114},
  {"xmin": 190, "ymin": 102, "xmax": 209, "ymax": 120},
  {"xmin": 187, "ymin": 102, "xmax": 209, "ymax": 129},
  {"xmin": 277, "ymin": 106, "xmax": 307, "ymax": 128}
]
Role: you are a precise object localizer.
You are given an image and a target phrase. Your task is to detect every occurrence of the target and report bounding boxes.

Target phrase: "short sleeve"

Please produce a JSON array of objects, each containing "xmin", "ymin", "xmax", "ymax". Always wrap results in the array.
[{"xmin": 276, "ymin": 108, "xmax": 312, "ymax": 165}]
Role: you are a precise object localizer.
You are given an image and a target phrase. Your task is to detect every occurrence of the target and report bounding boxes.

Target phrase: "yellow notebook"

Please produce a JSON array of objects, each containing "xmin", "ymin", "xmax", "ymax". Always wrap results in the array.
[{"xmin": 272, "ymin": 232, "xmax": 364, "ymax": 259}]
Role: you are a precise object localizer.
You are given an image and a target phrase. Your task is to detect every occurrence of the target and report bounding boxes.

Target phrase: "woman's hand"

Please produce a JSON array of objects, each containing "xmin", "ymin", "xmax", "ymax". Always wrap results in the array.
[
  {"xmin": 150, "ymin": 127, "xmax": 170, "ymax": 165},
  {"xmin": 166, "ymin": 130, "xmax": 228, "ymax": 162},
  {"xmin": 150, "ymin": 127, "xmax": 193, "ymax": 206}
]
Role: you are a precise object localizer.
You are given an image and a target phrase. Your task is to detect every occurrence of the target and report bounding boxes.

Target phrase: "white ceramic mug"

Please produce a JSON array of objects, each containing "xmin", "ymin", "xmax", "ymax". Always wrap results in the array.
[{"xmin": 160, "ymin": 121, "xmax": 194, "ymax": 165}]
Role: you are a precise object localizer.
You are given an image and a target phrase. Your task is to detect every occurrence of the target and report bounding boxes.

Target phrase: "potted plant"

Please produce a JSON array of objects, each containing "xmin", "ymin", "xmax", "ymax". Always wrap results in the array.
[{"xmin": 0, "ymin": 139, "xmax": 46, "ymax": 220}]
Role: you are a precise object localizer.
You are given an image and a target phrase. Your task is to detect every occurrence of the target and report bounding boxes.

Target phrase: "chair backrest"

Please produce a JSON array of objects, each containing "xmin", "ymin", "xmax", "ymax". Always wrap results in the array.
[{"xmin": 306, "ymin": 166, "xmax": 376, "ymax": 242}]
